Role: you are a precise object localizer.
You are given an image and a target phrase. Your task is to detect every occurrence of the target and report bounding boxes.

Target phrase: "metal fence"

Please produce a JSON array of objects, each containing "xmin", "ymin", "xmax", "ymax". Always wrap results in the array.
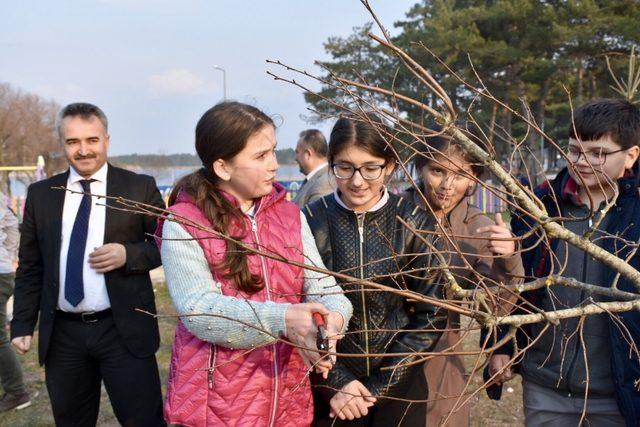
[{"xmin": 469, "ymin": 186, "xmax": 506, "ymax": 214}]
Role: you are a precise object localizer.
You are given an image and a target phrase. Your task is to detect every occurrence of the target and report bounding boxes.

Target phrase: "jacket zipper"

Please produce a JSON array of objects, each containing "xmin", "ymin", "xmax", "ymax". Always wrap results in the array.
[
  {"xmin": 565, "ymin": 217, "xmax": 592, "ymax": 396},
  {"xmin": 357, "ymin": 212, "xmax": 371, "ymax": 376},
  {"xmin": 249, "ymin": 214, "xmax": 279, "ymax": 427},
  {"xmin": 207, "ymin": 344, "xmax": 217, "ymax": 389}
]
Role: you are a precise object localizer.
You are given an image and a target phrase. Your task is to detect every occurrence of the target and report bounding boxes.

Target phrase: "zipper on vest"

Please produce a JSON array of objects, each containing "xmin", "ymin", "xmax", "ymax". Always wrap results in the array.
[
  {"xmin": 356, "ymin": 212, "xmax": 371, "ymax": 376},
  {"xmin": 207, "ymin": 344, "xmax": 216, "ymax": 389},
  {"xmin": 249, "ymin": 214, "xmax": 279, "ymax": 427}
]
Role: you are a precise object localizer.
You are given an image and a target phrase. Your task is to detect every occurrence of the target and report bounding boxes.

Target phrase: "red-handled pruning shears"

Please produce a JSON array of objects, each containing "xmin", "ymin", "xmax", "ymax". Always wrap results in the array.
[{"xmin": 313, "ymin": 312, "xmax": 329, "ymax": 352}]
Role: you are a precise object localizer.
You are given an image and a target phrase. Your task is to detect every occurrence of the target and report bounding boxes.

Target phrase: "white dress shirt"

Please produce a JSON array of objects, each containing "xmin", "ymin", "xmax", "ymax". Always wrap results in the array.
[
  {"xmin": 306, "ymin": 162, "xmax": 328, "ymax": 181},
  {"xmin": 58, "ymin": 163, "xmax": 110, "ymax": 312}
]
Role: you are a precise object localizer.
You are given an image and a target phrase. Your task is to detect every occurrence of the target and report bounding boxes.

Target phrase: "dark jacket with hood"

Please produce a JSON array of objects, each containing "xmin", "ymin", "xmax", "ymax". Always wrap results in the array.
[{"xmin": 501, "ymin": 166, "xmax": 640, "ymax": 426}]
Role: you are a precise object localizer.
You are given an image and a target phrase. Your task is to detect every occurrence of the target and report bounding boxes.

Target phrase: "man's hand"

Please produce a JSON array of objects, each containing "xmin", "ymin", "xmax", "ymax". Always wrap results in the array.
[
  {"xmin": 488, "ymin": 354, "xmax": 514, "ymax": 385},
  {"xmin": 11, "ymin": 336, "xmax": 32, "ymax": 355},
  {"xmin": 329, "ymin": 380, "xmax": 377, "ymax": 420},
  {"xmin": 89, "ymin": 243, "xmax": 126, "ymax": 273}
]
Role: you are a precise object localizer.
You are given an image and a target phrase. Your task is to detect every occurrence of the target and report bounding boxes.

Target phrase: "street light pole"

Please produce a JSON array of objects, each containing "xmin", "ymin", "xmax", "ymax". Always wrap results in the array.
[{"xmin": 213, "ymin": 65, "xmax": 227, "ymax": 100}]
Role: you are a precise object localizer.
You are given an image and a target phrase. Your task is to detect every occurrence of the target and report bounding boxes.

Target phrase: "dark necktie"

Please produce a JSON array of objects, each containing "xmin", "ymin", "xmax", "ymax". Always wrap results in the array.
[
  {"xmin": 65, "ymin": 179, "xmax": 94, "ymax": 307},
  {"xmin": 300, "ymin": 178, "xmax": 308, "ymax": 189}
]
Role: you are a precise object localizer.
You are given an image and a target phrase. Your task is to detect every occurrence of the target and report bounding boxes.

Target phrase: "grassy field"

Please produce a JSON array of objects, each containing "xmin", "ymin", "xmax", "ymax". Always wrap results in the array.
[
  {"xmin": 1, "ymin": 269, "xmax": 524, "ymax": 426},
  {"xmin": 1, "ymin": 269, "xmax": 176, "ymax": 427}
]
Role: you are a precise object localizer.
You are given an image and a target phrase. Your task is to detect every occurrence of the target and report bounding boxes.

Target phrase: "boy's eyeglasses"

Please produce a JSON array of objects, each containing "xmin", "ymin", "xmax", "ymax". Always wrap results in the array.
[
  {"xmin": 331, "ymin": 162, "xmax": 387, "ymax": 180},
  {"xmin": 566, "ymin": 146, "xmax": 626, "ymax": 166}
]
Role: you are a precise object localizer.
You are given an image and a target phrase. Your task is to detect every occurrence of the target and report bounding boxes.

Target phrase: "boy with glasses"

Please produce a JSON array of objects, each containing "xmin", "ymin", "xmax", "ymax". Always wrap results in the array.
[{"xmin": 493, "ymin": 99, "xmax": 640, "ymax": 426}]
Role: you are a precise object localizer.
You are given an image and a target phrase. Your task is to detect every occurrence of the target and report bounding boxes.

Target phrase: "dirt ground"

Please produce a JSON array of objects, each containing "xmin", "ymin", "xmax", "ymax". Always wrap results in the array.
[{"xmin": 1, "ymin": 268, "xmax": 524, "ymax": 426}]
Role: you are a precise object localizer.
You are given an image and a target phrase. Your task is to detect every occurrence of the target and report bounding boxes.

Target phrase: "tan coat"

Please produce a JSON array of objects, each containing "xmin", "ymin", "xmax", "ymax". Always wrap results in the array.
[
  {"xmin": 293, "ymin": 164, "xmax": 335, "ymax": 207},
  {"xmin": 403, "ymin": 188, "xmax": 523, "ymax": 426}
]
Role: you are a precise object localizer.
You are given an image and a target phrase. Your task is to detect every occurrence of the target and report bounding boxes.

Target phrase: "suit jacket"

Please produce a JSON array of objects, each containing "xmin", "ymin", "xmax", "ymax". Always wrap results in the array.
[
  {"xmin": 11, "ymin": 164, "xmax": 165, "ymax": 365},
  {"xmin": 293, "ymin": 164, "xmax": 334, "ymax": 208}
]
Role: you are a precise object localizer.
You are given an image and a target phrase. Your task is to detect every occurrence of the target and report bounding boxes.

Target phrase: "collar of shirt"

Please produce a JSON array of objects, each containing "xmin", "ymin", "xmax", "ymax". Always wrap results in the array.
[
  {"xmin": 561, "ymin": 174, "xmax": 582, "ymax": 206},
  {"xmin": 306, "ymin": 162, "xmax": 328, "ymax": 181},
  {"xmin": 68, "ymin": 162, "xmax": 108, "ymax": 186},
  {"xmin": 561, "ymin": 168, "xmax": 633, "ymax": 207},
  {"xmin": 333, "ymin": 188, "xmax": 390, "ymax": 212}
]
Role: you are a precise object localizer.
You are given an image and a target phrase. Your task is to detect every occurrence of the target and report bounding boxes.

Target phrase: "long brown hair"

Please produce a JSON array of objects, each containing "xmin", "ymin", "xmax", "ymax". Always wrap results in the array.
[{"xmin": 169, "ymin": 101, "xmax": 275, "ymax": 294}]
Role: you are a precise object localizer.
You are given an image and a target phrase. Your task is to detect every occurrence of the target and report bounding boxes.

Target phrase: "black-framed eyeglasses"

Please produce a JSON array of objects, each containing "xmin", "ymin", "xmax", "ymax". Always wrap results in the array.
[
  {"xmin": 331, "ymin": 162, "xmax": 387, "ymax": 180},
  {"xmin": 566, "ymin": 146, "xmax": 627, "ymax": 166}
]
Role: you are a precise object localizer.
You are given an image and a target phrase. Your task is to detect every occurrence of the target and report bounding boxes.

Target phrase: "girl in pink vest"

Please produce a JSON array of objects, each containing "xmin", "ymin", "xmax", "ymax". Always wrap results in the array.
[{"xmin": 158, "ymin": 102, "xmax": 352, "ymax": 427}]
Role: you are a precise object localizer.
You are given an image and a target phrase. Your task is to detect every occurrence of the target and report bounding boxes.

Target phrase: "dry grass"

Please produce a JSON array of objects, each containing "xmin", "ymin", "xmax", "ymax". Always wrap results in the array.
[
  {"xmin": 1, "ymin": 269, "xmax": 176, "ymax": 427},
  {"xmin": 1, "ymin": 269, "xmax": 524, "ymax": 426},
  {"xmin": 465, "ymin": 332, "xmax": 524, "ymax": 426}
]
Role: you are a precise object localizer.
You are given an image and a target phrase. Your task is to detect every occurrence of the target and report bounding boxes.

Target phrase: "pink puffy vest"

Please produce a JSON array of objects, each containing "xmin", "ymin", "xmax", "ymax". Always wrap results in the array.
[{"xmin": 159, "ymin": 184, "xmax": 313, "ymax": 427}]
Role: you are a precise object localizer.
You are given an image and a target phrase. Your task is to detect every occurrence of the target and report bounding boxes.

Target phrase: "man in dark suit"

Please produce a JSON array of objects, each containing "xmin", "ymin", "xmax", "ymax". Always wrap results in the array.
[
  {"xmin": 293, "ymin": 129, "xmax": 335, "ymax": 207},
  {"xmin": 11, "ymin": 103, "xmax": 165, "ymax": 426}
]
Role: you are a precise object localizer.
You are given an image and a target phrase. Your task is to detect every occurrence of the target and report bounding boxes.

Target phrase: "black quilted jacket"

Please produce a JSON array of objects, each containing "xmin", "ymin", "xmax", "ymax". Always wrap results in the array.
[{"xmin": 304, "ymin": 192, "xmax": 446, "ymax": 406}]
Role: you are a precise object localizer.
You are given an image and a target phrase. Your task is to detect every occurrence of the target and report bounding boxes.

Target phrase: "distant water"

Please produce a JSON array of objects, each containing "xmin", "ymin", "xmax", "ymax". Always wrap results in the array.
[
  {"xmin": 8, "ymin": 164, "xmax": 304, "ymax": 197},
  {"xmin": 134, "ymin": 164, "xmax": 303, "ymax": 187},
  {"xmin": 276, "ymin": 164, "xmax": 304, "ymax": 182}
]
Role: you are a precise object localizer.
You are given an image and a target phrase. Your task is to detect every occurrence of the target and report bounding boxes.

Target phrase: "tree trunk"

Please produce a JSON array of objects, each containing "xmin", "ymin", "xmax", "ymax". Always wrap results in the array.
[
  {"xmin": 589, "ymin": 72, "xmax": 597, "ymax": 100},
  {"xmin": 488, "ymin": 102, "xmax": 498, "ymax": 147},
  {"xmin": 537, "ymin": 79, "xmax": 550, "ymax": 172},
  {"xmin": 577, "ymin": 59, "xmax": 584, "ymax": 104}
]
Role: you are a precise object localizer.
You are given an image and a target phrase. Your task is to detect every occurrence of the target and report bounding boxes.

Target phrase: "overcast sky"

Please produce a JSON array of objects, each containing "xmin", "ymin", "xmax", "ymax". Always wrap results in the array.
[{"xmin": 1, "ymin": 1, "xmax": 416, "ymax": 156}]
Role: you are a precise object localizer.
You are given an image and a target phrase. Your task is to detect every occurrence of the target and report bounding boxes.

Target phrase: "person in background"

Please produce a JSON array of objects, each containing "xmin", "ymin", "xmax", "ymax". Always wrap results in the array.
[
  {"xmin": 0, "ymin": 195, "xmax": 30, "ymax": 412},
  {"xmin": 293, "ymin": 129, "xmax": 335, "ymax": 207},
  {"xmin": 403, "ymin": 134, "xmax": 523, "ymax": 426}
]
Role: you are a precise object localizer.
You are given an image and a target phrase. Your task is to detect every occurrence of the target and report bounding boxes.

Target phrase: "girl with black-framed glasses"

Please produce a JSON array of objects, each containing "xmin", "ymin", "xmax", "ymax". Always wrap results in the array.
[{"xmin": 303, "ymin": 114, "xmax": 445, "ymax": 426}]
